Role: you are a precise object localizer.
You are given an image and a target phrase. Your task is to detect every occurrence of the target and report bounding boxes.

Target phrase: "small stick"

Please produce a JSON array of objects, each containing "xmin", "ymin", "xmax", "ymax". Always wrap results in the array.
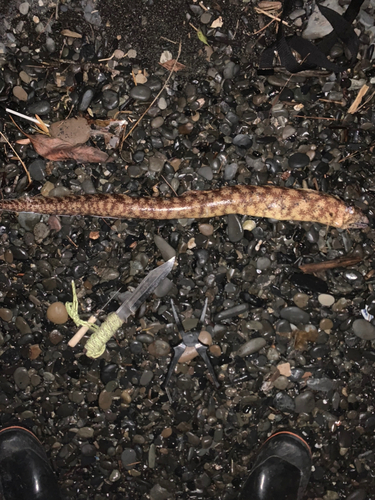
[
  {"xmin": 254, "ymin": 7, "xmax": 289, "ymax": 26},
  {"xmin": 68, "ymin": 316, "xmax": 97, "ymax": 347},
  {"xmin": 0, "ymin": 131, "xmax": 32, "ymax": 186},
  {"xmin": 299, "ymin": 256, "xmax": 362, "ymax": 273},
  {"xmin": 6, "ymin": 108, "xmax": 50, "ymax": 127}
]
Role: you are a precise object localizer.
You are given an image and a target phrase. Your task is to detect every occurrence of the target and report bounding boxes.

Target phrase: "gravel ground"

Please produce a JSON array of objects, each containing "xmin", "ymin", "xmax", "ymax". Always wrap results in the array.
[{"xmin": 0, "ymin": 0, "xmax": 375, "ymax": 499}]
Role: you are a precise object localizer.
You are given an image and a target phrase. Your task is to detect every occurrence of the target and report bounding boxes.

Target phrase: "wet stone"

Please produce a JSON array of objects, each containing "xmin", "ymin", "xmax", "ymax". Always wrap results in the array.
[
  {"xmin": 15, "ymin": 316, "xmax": 31, "ymax": 334},
  {"xmin": 280, "ymin": 306, "xmax": 310, "ymax": 324},
  {"xmin": 318, "ymin": 293, "xmax": 335, "ymax": 307},
  {"xmin": 306, "ymin": 377, "xmax": 334, "ymax": 392},
  {"xmin": 288, "ymin": 153, "xmax": 310, "ymax": 169},
  {"xmin": 28, "ymin": 159, "xmax": 46, "ymax": 181},
  {"xmin": 17, "ymin": 213, "xmax": 41, "ymax": 231},
  {"xmin": 130, "ymin": 84, "xmax": 151, "ymax": 101},
  {"xmin": 47, "ymin": 302, "xmax": 68, "ymax": 324},
  {"xmin": 215, "ymin": 303, "xmax": 248, "ymax": 321},
  {"xmin": 0, "ymin": 308, "xmax": 12, "ymax": 322},
  {"xmin": 352, "ymin": 319, "xmax": 375, "ymax": 340},
  {"xmin": 102, "ymin": 89, "xmax": 118, "ymax": 110},
  {"xmin": 227, "ymin": 214, "xmax": 243, "ymax": 243},
  {"xmin": 14, "ymin": 366, "xmax": 30, "ymax": 389},
  {"xmin": 140, "ymin": 370, "xmax": 153, "ymax": 386},
  {"xmin": 98, "ymin": 390, "xmax": 113, "ymax": 410},
  {"xmin": 27, "ymin": 100, "xmax": 51, "ymax": 115},
  {"xmin": 295, "ymin": 391, "xmax": 315, "ymax": 413},
  {"xmin": 237, "ymin": 337, "xmax": 266, "ymax": 357},
  {"xmin": 148, "ymin": 340, "xmax": 170, "ymax": 358},
  {"xmin": 274, "ymin": 392, "xmax": 295, "ymax": 412},
  {"xmin": 121, "ymin": 448, "xmax": 137, "ymax": 470},
  {"xmin": 290, "ymin": 273, "xmax": 328, "ymax": 293}
]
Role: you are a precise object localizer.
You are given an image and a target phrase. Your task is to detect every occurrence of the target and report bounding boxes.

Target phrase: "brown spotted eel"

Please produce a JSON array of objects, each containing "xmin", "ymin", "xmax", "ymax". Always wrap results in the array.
[{"xmin": 0, "ymin": 185, "xmax": 368, "ymax": 229}]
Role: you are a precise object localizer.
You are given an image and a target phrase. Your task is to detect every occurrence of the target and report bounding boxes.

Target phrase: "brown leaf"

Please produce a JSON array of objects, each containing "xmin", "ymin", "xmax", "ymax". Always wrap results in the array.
[
  {"xmin": 159, "ymin": 60, "xmax": 186, "ymax": 72},
  {"xmin": 35, "ymin": 114, "xmax": 50, "ymax": 135},
  {"xmin": 49, "ymin": 117, "xmax": 91, "ymax": 146},
  {"xmin": 29, "ymin": 134, "xmax": 108, "ymax": 163}
]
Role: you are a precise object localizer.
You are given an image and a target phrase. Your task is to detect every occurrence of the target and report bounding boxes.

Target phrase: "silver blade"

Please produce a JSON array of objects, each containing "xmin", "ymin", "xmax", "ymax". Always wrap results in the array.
[{"xmin": 115, "ymin": 256, "xmax": 175, "ymax": 321}]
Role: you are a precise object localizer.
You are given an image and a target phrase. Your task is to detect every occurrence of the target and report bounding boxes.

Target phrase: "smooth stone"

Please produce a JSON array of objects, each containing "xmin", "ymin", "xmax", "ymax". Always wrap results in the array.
[
  {"xmin": 288, "ymin": 152, "xmax": 310, "ymax": 169},
  {"xmin": 294, "ymin": 391, "xmax": 315, "ymax": 413},
  {"xmin": 121, "ymin": 448, "xmax": 137, "ymax": 470},
  {"xmin": 34, "ymin": 222, "xmax": 50, "ymax": 242},
  {"xmin": 129, "ymin": 85, "xmax": 151, "ymax": 101},
  {"xmin": 47, "ymin": 302, "xmax": 68, "ymax": 324},
  {"xmin": 77, "ymin": 427, "xmax": 94, "ymax": 439},
  {"xmin": 293, "ymin": 293, "xmax": 309, "ymax": 309},
  {"xmin": 224, "ymin": 163, "xmax": 238, "ymax": 180},
  {"xmin": 27, "ymin": 100, "xmax": 51, "ymax": 115},
  {"xmin": 215, "ymin": 304, "xmax": 249, "ymax": 321},
  {"xmin": 273, "ymin": 375, "xmax": 289, "ymax": 390},
  {"xmin": 274, "ymin": 391, "xmax": 295, "ymax": 412},
  {"xmin": 17, "ymin": 213, "xmax": 41, "ymax": 232},
  {"xmin": 352, "ymin": 319, "xmax": 375, "ymax": 340},
  {"xmin": 0, "ymin": 308, "xmax": 12, "ymax": 321},
  {"xmin": 13, "ymin": 86, "xmax": 28, "ymax": 101},
  {"xmin": 15, "ymin": 316, "xmax": 31, "ymax": 334},
  {"xmin": 151, "ymin": 117, "xmax": 164, "ymax": 129},
  {"xmin": 98, "ymin": 390, "xmax": 113, "ymax": 410},
  {"xmin": 306, "ymin": 377, "xmax": 334, "ymax": 392},
  {"xmin": 280, "ymin": 306, "xmax": 310, "ymax": 324},
  {"xmin": 148, "ymin": 340, "xmax": 170, "ymax": 358},
  {"xmin": 140, "ymin": 370, "xmax": 153, "ymax": 386},
  {"xmin": 346, "ymin": 490, "xmax": 367, "ymax": 500},
  {"xmin": 227, "ymin": 214, "xmax": 243, "ymax": 243},
  {"xmin": 79, "ymin": 88, "xmax": 94, "ymax": 111},
  {"xmin": 232, "ymin": 134, "xmax": 252, "ymax": 149},
  {"xmin": 282, "ymin": 125, "xmax": 296, "ymax": 139},
  {"xmin": 153, "ymin": 234, "xmax": 176, "ymax": 261},
  {"xmin": 19, "ymin": 2, "xmax": 30, "ymax": 15},
  {"xmin": 318, "ymin": 294, "xmax": 335, "ymax": 307},
  {"xmin": 199, "ymin": 223, "xmax": 214, "ymax": 236},
  {"xmin": 197, "ymin": 166, "xmax": 213, "ymax": 181},
  {"xmin": 14, "ymin": 367, "xmax": 30, "ymax": 390},
  {"xmin": 100, "ymin": 364, "xmax": 118, "ymax": 385},
  {"xmin": 257, "ymin": 257, "xmax": 271, "ymax": 270},
  {"xmin": 29, "ymin": 159, "xmax": 46, "ymax": 181},
  {"xmin": 237, "ymin": 338, "xmax": 266, "ymax": 357},
  {"xmin": 102, "ymin": 89, "xmax": 119, "ymax": 110},
  {"xmin": 154, "ymin": 277, "xmax": 173, "ymax": 298},
  {"xmin": 149, "ymin": 156, "xmax": 165, "ymax": 172}
]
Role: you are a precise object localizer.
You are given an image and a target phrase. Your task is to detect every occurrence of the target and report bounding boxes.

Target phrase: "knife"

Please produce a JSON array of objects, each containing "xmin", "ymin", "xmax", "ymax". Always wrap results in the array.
[{"xmin": 83, "ymin": 257, "xmax": 175, "ymax": 358}]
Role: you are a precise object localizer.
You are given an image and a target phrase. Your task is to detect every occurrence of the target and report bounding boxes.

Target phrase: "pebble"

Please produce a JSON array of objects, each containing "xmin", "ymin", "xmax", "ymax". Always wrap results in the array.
[
  {"xmin": 98, "ymin": 390, "xmax": 113, "ymax": 410},
  {"xmin": 0, "ymin": 308, "xmax": 12, "ymax": 321},
  {"xmin": 121, "ymin": 448, "xmax": 137, "ymax": 470},
  {"xmin": 237, "ymin": 338, "xmax": 266, "ymax": 357},
  {"xmin": 274, "ymin": 392, "xmax": 295, "ymax": 412},
  {"xmin": 227, "ymin": 214, "xmax": 243, "ymax": 243},
  {"xmin": 19, "ymin": 2, "xmax": 30, "ymax": 15},
  {"xmin": 280, "ymin": 306, "xmax": 310, "ymax": 324},
  {"xmin": 46, "ymin": 302, "xmax": 68, "ymax": 324},
  {"xmin": 318, "ymin": 294, "xmax": 335, "ymax": 307},
  {"xmin": 295, "ymin": 391, "xmax": 315, "ymax": 413},
  {"xmin": 14, "ymin": 367, "xmax": 30, "ymax": 389},
  {"xmin": 288, "ymin": 152, "xmax": 310, "ymax": 169},
  {"xmin": 215, "ymin": 304, "xmax": 249, "ymax": 321},
  {"xmin": 352, "ymin": 319, "xmax": 375, "ymax": 340},
  {"xmin": 130, "ymin": 84, "xmax": 151, "ymax": 101},
  {"xmin": 148, "ymin": 340, "xmax": 170, "ymax": 358},
  {"xmin": 27, "ymin": 100, "xmax": 51, "ymax": 115}
]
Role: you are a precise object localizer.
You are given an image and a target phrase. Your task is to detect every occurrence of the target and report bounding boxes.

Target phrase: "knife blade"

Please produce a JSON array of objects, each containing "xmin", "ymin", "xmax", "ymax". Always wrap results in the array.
[{"xmin": 84, "ymin": 256, "xmax": 175, "ymax": 358}]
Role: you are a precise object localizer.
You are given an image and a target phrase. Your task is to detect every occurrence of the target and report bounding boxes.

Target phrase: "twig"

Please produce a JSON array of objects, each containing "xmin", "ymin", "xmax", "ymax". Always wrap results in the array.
[
  {"xmin": 160, "ymin": 36, "xmax": 178, "ymax": 44},
  {"xmin": 355, "ymin": 90, "xmax": 375, "ymax": 113},
  {"xmin": 293, "ymin": 115, "xmax": 336, "ymax": 121},
  {"xmin": 250, "ymin": 18, "xmax": 275, "ymax": 36},
  {"xmin": 348, "ymin": 84, "xmax": 369, "ymax": 114},
  {"xmin": 299, "ymin": 256, "xmax": 362, "ymax": 273},
  {"xmin": 161, "ymin": 175, "xmax": 178, "ymax": 196},
  {"xmin": 254, "ymin": 7, "xmax": 289, "ymax": 26},
  {"xmin": 120, "ymin": 41, "xmax": 182, "ymax": 150},
  {"xmin": 6, "ymin": 108, "xmax": 50, "ymax": 127},
  {"xmin": 0, "ymin": 131, "xmax": 32, "ymax": 187}
]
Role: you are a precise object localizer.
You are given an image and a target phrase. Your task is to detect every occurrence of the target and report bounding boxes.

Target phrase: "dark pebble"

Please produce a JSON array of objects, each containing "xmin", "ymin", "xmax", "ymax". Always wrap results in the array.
[
  {"xmin": 288, "ymin": 153, "xmax": 310, "ymax": 169},
  {"xmin": 130, "ymin": 85, "xmax": 151, "ymax": 101},
  {"xmin": 290, "ymin": 273, "xmax": 328, "ymax": 293},
  {"xmin": 27, "ymin": 100, "xmax": 51, "ymax": 115}
]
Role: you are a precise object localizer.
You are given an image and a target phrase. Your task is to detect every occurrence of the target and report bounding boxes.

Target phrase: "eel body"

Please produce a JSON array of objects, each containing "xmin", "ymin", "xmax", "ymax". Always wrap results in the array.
[{"xmin": 0, "ymin": 185, "xmax": 368, "ymax": 229}]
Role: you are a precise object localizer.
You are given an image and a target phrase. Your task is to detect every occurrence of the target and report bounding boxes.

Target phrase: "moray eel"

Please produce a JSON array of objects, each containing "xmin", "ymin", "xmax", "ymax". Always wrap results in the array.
[{"xmin": 0, "ymin": 185, "xmax": 368, "ymax": 229}]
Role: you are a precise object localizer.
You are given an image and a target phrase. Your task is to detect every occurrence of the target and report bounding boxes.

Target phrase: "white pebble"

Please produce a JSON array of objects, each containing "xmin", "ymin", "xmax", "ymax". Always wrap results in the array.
[
  {"xmin": 19, "ymin": 2, "xmax": 30, "ymax": 15},
  {"xmin": 318, "ymin": 294, "xmax": 335, "ymax": 307}
]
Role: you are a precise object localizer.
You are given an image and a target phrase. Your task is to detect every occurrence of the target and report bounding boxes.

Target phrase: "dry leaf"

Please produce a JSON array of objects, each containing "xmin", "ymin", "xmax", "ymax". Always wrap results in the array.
[
  {"xmin": 29, "ymin": 344, "xmax": 42, "ymax": 360},
  {"xmin": 159, "ymin": 59, "xmax": 186, "ymax": 72},
  {"xmin": 49, "ymin": 117, "xmax": 91, "ymax": 146},
  {"xmin": 35, "ymin": 114, "xmax": 50, "ymax": 135},
  {"xmin": 210, "ymin": 16, "xmax": 223, "ymax": 28},
  {"xmin": 29, "ymin": 134, "xmax": 109, "ymax": 163},
  {"xmin": 61, "ymin": 29, "xmax": 82, "ymax": 38},
  {"xmin": 16, "ymin": 138, "xmax": 31, "ymax": 145}
]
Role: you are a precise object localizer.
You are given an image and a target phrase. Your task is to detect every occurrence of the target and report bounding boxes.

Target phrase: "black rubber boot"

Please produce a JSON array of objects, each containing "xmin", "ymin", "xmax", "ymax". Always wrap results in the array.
[
  {"xmin": 0, "ymin": 426, "xmax": 62, "ymax": 500},
  {"xmin": 239, "ymin": 431, "xmax": 312, "ymax": 500}
]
